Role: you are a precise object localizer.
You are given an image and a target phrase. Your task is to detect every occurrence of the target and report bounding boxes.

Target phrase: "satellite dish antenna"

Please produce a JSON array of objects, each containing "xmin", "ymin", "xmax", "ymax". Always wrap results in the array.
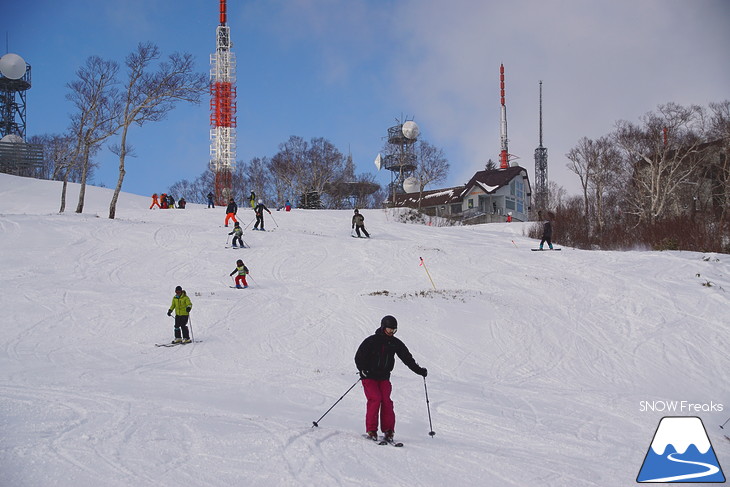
[
  {"xmin": 402, "ymin": 121, "xmax": 419, "ymax": 140},
  {"xmin": 403, "ymin": 176, "xmax": 419, "ymax": 193},
  {"xmin": 1, "ymin": 134, "xmax": 24, "ymax": 143},
  {"xmin": 374, "ymin": 153, "xmax": 382, "ymax": 171},
  {"xmin": 0, "ymin": 53, "xmax": 27, "ymax": 80}
]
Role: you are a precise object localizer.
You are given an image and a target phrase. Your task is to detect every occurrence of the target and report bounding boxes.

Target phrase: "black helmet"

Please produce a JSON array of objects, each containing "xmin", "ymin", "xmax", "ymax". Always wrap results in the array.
[
  {"xmin": 354, "ymin": 208, "xmax": 359, "ymax": 214},
  {"xmin": 175, "ymin": 285, "xmax": 183, "ymax": 293},
  {"xmin": 380, "ymin": 315, "xmax": 397, "ymax": 330}
]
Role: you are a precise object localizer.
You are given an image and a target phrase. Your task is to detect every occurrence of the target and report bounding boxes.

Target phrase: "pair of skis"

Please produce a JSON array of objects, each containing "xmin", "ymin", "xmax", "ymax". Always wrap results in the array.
[
  {"xmin": 362, "ymin": 434, "xmax": 403, "ymax": 447},
  {"xmin": 154, "ymin": 340, "xmax": 201, "ymax": 347}
]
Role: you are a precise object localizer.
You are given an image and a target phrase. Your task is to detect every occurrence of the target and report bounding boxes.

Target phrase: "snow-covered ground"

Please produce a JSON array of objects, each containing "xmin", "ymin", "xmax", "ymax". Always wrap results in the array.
[{"xmin": 1, "ymin": 173, "xmax": 728, "ymax": 487}]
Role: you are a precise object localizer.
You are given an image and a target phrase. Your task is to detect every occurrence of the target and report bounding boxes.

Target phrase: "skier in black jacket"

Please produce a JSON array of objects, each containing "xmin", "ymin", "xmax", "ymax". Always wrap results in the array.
[
  {"xmin": 253, "ymin": 199, "xmax": 271, "ymax": 231},
  {"xmin": 354, "ymin": 315, "xmax": 427, "ymax": 441}
]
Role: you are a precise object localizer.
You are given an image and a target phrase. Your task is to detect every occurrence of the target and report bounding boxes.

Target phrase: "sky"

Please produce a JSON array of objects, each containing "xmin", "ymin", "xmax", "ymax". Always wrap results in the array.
[
  {"xmin": 3, "ymin": 0, "xmax": 730, "ymax": 199},
  {"xmin": 1, "ymin": 172, "xmax": 728, "ymax": 485}
]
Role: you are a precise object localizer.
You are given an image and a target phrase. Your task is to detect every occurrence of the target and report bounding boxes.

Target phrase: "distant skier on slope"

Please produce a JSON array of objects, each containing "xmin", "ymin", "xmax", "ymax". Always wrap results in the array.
[
  {"xmin": 167, "ymin": 286, "xmax": 192, "ymax": 344},
  {"xmin": 354, "ymin": 315, "xmax": 427, "ymax": 442},
  {"xmin": 253, "ymin": 199, "xmax": 271, "ymax": 231},
  {"xmin": 229, "ymin": 259, "xmax": 249, "ymax": 289},
  {"xmin": 539, "ymin": 211, "xmax": 555, "ymax": 250},
  {"xmin": 351, "ymin": 209, "xmax": 370, "ymax": 238},
  {"xmin": 228, "ymin": 222, "xmax": 244, "ymax": 248},
  {"xmin": 249, "ymin": 191, "xmax": 256, "ymax": 209}
]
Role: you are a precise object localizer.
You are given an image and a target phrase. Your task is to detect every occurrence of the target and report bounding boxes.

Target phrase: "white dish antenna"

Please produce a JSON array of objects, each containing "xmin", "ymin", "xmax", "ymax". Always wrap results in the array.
[
  {"xmin": 0, "ymin": 53, "xmax": 27, "ymax": 80},
  {"xmin": 374, "ymin": 153, "xmax": 382, "ymax": 171},
  {"xmin": 403, "ymin": 176, "xmax": 419, "ymax": 193},
  {"xmin": 402, "ymin": 121, "xmax": 419, "ymax": 140},
  {"xmin": 1, "ymin": 134, "xmax": 24, "ymax": 143}
]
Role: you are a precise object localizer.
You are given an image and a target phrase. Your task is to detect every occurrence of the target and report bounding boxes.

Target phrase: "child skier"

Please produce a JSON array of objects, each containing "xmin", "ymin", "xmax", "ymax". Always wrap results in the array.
[
  {"xmin": 228, "ymin": 222, "xmax": 244, "ymax": 248},
  {"xmin": 229, "ymin": 260, "xmax": 249, "ymax": 289},
  {"xmin": 354, "ymin": 315, "xmax": 427, "ymax": 442},
  {"xmin": 167, "ymin": 286, "xmax": 192, "ymax": 344},
  {"xmin": 150, "ymin": 193, "xmax": 160, "ymax": 209}
]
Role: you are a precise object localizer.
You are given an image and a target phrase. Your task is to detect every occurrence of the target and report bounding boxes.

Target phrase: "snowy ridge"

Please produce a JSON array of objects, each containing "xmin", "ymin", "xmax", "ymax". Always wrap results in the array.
[
  {"xmin": 1, "ymin": 173, "xmax": 729, "ymax": 487},
  {"xmin": 650, "ymin": 417, "xmax": 711, "ymax": 455}
]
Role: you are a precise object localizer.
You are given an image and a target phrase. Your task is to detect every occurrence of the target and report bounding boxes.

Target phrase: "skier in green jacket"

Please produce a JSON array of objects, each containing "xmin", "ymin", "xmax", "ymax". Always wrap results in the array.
[{"xmin": 167, "ymin": 286, "xmax": 192, "ymax": 344}]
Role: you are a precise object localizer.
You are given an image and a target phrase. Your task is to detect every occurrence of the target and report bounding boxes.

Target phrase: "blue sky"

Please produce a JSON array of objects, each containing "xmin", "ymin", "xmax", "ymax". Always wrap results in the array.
[{"xmin": 4, "ymin": 0, "xmax": 729, "ymax": 199}]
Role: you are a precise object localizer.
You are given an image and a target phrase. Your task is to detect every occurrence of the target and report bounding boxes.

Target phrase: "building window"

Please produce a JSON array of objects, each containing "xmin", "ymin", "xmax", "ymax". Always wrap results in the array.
[
  {"xmin": 506, "ymin": 198, "xmax": 515, "ymax": 210},
  {"xmin": 451, "ymin": 204, "xmax": 462, "ymax": 214},
  {"xmin": 468, "ymin": 198, "xmax": 474, "ymax": 209}
]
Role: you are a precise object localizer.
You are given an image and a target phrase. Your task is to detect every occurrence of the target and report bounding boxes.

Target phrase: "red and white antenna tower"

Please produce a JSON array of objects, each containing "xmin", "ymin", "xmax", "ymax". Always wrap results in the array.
[
  {"xmin": 499, "ymin": 64, "xmax": 509, "ymax": 169},
  {"xmin": 210, "ymin": 0, "xmax": 237, "ymax": 204}
]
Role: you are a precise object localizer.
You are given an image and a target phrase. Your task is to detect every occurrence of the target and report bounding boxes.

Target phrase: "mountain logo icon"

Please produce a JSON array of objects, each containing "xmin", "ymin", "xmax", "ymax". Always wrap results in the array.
[{"xmin": 637, "ymin": 416, "xmax": 726, "ymax": 483}]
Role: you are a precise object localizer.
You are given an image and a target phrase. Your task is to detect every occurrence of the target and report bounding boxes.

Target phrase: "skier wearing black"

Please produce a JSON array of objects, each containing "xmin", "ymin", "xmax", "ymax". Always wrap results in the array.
[
  {"xmin": 539, "ymin": 211, "xmax": 555, "ymax": 250},
  {"xmin": 355, "ymin": 315, "xmax": 427, "ymax": 441},
  {"xmin": 351, "ymin": 209, "xmax": 370, "ymax": 238},
  {"xmin": 253, "ymin": 199, "xmax": 271, "ymax": 231}
]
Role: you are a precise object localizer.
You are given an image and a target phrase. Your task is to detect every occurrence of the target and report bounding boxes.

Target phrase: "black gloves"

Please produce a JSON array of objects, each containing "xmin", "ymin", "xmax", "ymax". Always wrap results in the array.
[
  {"xmin": 167, "ymin": 310, "xmax": 172, "ymax": 317},
  {"xmin": 186, "ymin": 307, "xmax": 191, "ymax": 313},
  {"xmin": 359, "ymin": 370, "xmax": 369, "ymax": 379},
  {"xmin": 419, "ymin": 367, "xmax": 428, "ymax": 377}
]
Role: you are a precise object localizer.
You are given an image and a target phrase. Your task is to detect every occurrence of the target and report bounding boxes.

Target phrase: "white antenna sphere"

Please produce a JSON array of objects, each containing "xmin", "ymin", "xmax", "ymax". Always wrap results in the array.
[
  {"xmin": 0, "ymin": 53, "xmax": 27, "ymax": 80},
  {"xmin": 402, "ymin": 121, "xmax": 420, "ymax": 140},
  {"xmin": 374, "ymin": 153, "xmax": 382, "ymax": 170},
  {"xmin": 403, "ymin": 177, "xmax": 419, "ymax": 193}
]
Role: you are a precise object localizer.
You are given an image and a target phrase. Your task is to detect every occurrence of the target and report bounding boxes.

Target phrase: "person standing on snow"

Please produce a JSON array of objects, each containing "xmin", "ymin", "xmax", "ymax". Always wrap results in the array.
[
  {"xmin": 539, "ymin": 211, "xmax": 555, "ymax": 250},
  {"xmin": 150, "ymin": 193, "xmax": 160, "ymax": 209},
  {"xmin": 225, "ymin": 198, "xmax": 238, "ymax": 227},
  {"xmin": 167, "ymin": 286, "xmax": 192, "ymax": 344},
  {"xmin": 207, "ymin": 192, "xmax": 215, "ymax": 209},
  {"xmin": 351, "ymin": 209, "xmax": 370, "ymax": 238},
  {"xmin": 229, "ymin": 259, "xmax": 249, "ymax": 289},
  {"xmin": 228, "ymin": 221, "xmax": 244, "ymax": 248},
  {"xmin": 354, "ymin": 315, "xmax": 427, "ymax": 441},
  {"xmin": 253, "ymin": 199, "xmax": 271, "ymax": 231},
  {"xmin": 249, "ymin": 191, "xmax": 256, "ymax": 209}
]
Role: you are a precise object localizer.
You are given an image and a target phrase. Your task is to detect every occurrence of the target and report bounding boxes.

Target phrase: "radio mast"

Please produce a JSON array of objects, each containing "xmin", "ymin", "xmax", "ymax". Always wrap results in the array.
[
  {"xmin": 209, "ymin": 0, "xmax": 237, "ymax": 204},
  {"xmin": 499, "ymin": 64, "xmax": 509, "ymax": 169},
  {"xmin": 534, "ymin": 80, "xmax": 548, "ymax": 212}
]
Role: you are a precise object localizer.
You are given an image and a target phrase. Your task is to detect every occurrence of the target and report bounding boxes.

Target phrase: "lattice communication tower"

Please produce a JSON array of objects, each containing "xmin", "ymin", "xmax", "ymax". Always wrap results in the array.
[
  {"xmin": 209, "ymin": 0, "xmax": 237, "ymax": 205},
  {"xmin": 533, "ymin": 80, "xmax": 548, "ymax": 212},
  {"xmin": 0, "ymin": 52, "xmax": 43, "ymax": 173},
  {"xmin": 382, "ymin": 119, "xmax": 419, "ymax": 205}
]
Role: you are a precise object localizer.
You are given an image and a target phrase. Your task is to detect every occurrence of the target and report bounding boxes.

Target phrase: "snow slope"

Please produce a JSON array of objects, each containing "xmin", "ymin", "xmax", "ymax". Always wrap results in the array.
[{"xmin": 1, "ymin": 173, "xmax": 728, "ymax": 487}]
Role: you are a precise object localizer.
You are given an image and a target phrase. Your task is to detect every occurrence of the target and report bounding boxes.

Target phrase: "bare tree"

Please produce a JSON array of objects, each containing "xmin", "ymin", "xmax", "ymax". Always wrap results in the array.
[
  {"xmin": 614, "ymin": 103, "xmax": 709, "ymax": 223},
  {"xmin": 269, "ymin": 135, "xmax": 308, "ymax": 203},
  {"xmin": 412, "ymin": 140, "xmax": 450, "ymax": 209},
  {"xmin": 566, "ymin": 136, "xmax": 623, "ymax": 235},
  {"xmin": 108, "ymin": 43, "xmax": 208, "ymax": 219},
  {"xmin": 65, "ymin": 56, "xmax": 120, "ymax": 214},
  {"xmin": 708, "ymin": 101, "xmax": 730, "ymax": 224}
]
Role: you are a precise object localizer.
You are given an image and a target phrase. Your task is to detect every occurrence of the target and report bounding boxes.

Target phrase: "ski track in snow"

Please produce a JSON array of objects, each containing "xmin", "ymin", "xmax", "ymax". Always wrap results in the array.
[{"xmin": 1, "ymin": 174, "xmax": 729, "ymax": 486}]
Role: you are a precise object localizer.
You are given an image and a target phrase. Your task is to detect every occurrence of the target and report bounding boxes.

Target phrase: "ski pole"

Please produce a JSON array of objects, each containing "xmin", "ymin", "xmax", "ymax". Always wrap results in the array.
[
  {"xmin": 269, "ymin": 212, "xmax": 279, "ymax": 228},
  {"xmin": 419, "ymin": 257, "xmax": 436, "ymax": 290},
  {"xmin": 243, "ymin": 218, "xmax": 255, "ymax": 230},
  {"xmin": 188, "ymin": 315, "xmax": 194, "ymax": 343},
  {"xmin": 721, "ymin": 418, "xmax": 730, "ymax": 429},
  {"xmin": 423, "ymin": 377, "xmax": 435, "ymax": 437},
  {"xmin": 312, "ymin": 377, "xmax": 361, "ymax": 428}
]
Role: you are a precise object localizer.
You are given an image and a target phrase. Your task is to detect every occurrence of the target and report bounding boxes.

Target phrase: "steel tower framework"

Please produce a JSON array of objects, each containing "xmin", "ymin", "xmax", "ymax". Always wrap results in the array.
[
  {"xmin": 534, "ymin": 80, "xmax": 548, "ymax": 212},
  {"xmin": 209, "ymin": 0, "xmax": 237, "ymax": 205}
]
